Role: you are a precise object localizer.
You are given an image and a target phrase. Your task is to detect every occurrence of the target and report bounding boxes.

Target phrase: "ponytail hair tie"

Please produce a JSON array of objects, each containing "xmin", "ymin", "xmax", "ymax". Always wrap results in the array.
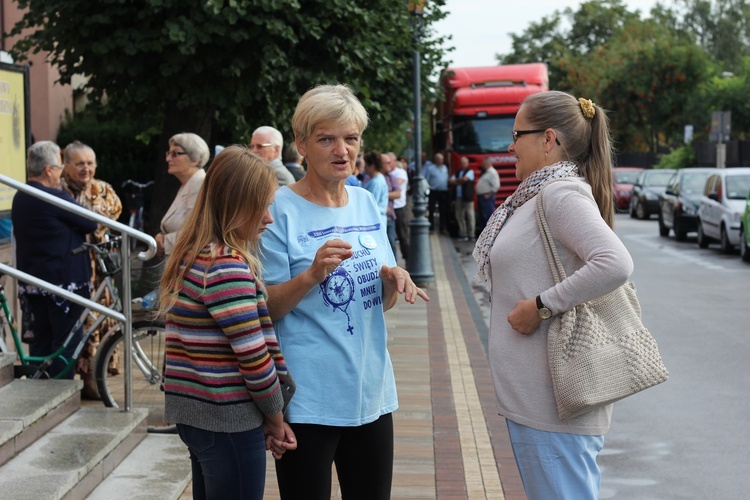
[{"xmin": 578, "ymin": 98, "xmax": 595, "ymax": 120}]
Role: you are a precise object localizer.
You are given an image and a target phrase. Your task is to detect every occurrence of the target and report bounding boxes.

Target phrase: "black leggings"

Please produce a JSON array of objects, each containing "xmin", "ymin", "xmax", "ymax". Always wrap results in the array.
[{"xmin": 275, "ymin": 413, "xmax": 394, "ymax": 500}]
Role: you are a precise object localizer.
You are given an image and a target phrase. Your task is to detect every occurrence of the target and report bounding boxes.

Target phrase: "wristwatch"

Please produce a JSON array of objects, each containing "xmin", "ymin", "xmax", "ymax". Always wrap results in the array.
[{"xmin": 536, "ymin": 295, "xmax": 552, "ymax": 319}]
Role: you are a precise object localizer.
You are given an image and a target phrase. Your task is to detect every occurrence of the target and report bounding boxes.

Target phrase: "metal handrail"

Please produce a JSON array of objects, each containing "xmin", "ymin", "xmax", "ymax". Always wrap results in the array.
[{"xmin": 0, "ymin": 173, "xmax": 157, "ymax": 412}]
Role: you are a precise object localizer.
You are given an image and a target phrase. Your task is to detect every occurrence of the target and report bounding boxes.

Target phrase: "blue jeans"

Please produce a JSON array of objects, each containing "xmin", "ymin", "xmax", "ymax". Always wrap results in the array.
[
  {"xmin": 506, "ymin": 419, "xmax": 604, "ymax": 500},
  {"xmin": 477, "ymin": 194, "xmax": 496, "ymax": 231},
  {"xmin": 177, "ymin": 424, "xmax": 266, "ymax": 500}
]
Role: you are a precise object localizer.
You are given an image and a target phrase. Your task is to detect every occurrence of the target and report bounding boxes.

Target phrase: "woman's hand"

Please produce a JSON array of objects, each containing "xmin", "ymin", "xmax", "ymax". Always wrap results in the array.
[
  {"xmin": 380, "ymin": 265, "xmax": 430, "ymax": 311},
  {"xmin": 154, "ymin": 232, "xmax": 165, "ymax": 256},
  {"xmin": 306, "ymin": 238, "xmax": 353, "ymax": 284},
  {"xmin": 263, "ymin": 416, "xmax": 297, "ymax": 460},
  {"xmin": 507, "ymin": 298, "xmax": 542, "ymax": 335}
]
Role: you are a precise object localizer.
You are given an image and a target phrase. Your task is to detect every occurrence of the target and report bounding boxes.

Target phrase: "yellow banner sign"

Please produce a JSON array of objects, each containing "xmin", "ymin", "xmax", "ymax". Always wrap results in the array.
[{"xmin": 0, "ymin": 63, "xmax": 29, "ymax": 213}]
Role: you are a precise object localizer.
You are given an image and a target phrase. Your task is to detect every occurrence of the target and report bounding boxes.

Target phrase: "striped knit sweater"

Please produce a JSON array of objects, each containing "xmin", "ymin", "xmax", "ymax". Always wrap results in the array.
[{"xmin": 164, "ymin": 243, "xmax": 290, "ymax": 433}]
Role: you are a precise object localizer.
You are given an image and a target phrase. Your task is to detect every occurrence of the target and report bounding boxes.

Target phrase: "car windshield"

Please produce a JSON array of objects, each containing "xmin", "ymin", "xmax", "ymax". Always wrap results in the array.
[
  {"xmin": 681, "ymin": 172, "xmax": 712, "ymax": 194},
  {"xmin": 726, "ymin": 175, "xmax": 750, "ymax": 200},
  {"xmin": 452, "ymin": 116, "xmax": 514, "ymax": 154},
  {"xmin": 615, "ymin": 171, "xmax": 640, "ymax": 184},
  {"xmin": 643, "ymin": 171, "xmax": 674, "ymax": 187}
]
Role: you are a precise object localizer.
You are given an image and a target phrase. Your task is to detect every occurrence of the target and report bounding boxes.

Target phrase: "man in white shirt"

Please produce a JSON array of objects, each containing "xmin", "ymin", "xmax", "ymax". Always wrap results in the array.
[
  {"xmin": 388, "ymin": 152, "xmax": 410, "ymax": 263},
  {"xmin": 475, "ymin": 158, "xmax": 500, "ymax": 231}
]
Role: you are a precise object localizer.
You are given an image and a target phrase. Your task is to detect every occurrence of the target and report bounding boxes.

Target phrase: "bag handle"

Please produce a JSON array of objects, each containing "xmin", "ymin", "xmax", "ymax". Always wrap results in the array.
[{"xmin": 535, "ymin": 184, "xmax": 569, "ymax": 285}]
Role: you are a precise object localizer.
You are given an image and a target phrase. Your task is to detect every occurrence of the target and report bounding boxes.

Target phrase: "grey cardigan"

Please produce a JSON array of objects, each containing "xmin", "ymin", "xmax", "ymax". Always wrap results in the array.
[{"xmin": 488, "ymin": 179, "xmax": 633, "ymax": 435}]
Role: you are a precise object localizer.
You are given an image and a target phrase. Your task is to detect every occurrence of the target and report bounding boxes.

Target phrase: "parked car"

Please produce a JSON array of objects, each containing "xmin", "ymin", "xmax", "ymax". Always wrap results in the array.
[
  {"xmin": 613, "ymin": 167, "xmax": 644, "ymax": 211},
  {"xmin": 696, "ymin": 167, "xmax": 750, "ymax": 253},
  {"xmin": 741, "ymin": 190, "xmax": 750, "ymax": 262},
  {"xmin": 629, "ymin": 169, "xmax": 676, "ymax": 219},
  {"xmin": 658, "ymin": 167, "xmax": 715, "ymax": 241}
]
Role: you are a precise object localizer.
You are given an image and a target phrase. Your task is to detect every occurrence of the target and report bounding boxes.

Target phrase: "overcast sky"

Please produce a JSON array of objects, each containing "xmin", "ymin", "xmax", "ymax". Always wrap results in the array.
[{"xmin": 433, "ymin": 0, "xmax": 664, "ymax": 68}]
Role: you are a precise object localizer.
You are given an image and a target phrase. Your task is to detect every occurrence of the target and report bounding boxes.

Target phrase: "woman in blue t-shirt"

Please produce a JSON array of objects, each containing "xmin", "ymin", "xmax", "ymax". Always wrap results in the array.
[{"xmin": 260, "ymin": 84, "xmax": 429, "ymax": 500}]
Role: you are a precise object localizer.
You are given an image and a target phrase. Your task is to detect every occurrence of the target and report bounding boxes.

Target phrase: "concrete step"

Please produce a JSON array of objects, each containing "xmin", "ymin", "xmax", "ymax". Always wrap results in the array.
[
  {"xmin": 87, "ymin": 433, "xmax": 191, "ymax": 500},
  {"xmin": 0, "ymin": 352, "xmax": 15, "ymax": 388},
  {"xmin": 0, "ymin": 406, "xmax": 148, "ymax": 500},
  {"xmin": 0, "ymin": 378, "xmax": 82, "ymax": 467}
]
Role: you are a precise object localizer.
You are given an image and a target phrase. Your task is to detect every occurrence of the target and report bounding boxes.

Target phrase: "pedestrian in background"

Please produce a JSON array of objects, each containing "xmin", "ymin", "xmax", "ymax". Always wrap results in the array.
[
  {"xmin": 423, "ymin": 152, "xmax": 449, "ymax": 233},
  {"xmin": 250, "ymin": 126, "xmax": 295, "ymax": 187},
  {"xmin": 61, "ymin": 140, "xmax": 122, "ymax": 398},
  {"xmin": 283, "ymin": 142, "xmax": 306, "ymax": 182},
  {"xmin": 12, "ymin": 141, "xmax": 98, "ymax": 379},
  {"xmin": 382, "ymin": 152, "xmax": 400, "ymax": 260},
  {"xmin": 160, "ymin": 146, "xmax": 296, "ymax": 500},
  {"xmin": 449, "ymin": 156, "xmax": 475, "ymax": 241},
  {"xmin": 156, "ymin": 132, "xmax": 210, "ymax": 257},
  {"xmin": 364, "ymin": 150, "xmax": 389, "ymax": 227},
  {"xmin": 473, "ymin": 91, "xmax": 633, "ymax": 499},
  {"xmin": 475, "ymin": 157, "xmax": 500, "ymax": 232},
  {"xmin": 260, "ymin": 84, "xmax": 429, "ymax": 499},
  {"xmin": 389, "ymin": 152, "xmax": 410, "ymax": 264}
]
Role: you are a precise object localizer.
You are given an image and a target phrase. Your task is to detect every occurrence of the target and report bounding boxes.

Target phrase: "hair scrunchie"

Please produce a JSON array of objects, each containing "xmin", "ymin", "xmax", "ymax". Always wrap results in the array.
[{"xmin": 578, "ymin": 98, "xmax": 595, "ymax": 120}]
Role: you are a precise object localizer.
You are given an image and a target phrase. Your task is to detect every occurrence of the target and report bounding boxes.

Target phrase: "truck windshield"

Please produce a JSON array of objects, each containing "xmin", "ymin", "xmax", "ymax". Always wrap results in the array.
[{"xmin": 452, "ymin": 116, "xmax": 514, "ymax": 154}]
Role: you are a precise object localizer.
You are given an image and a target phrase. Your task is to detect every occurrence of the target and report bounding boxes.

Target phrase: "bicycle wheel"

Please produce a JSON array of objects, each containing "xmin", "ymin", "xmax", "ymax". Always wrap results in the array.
[{"xmin": 95, "ymin": 320, "xmax": 170, "ymax": 430}]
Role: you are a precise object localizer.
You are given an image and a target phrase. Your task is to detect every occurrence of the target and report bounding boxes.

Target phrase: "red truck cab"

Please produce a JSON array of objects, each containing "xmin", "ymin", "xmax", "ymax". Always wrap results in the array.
[{"xmin": 433, "ymin": 63, "xmax": 549, "ymax": 203}]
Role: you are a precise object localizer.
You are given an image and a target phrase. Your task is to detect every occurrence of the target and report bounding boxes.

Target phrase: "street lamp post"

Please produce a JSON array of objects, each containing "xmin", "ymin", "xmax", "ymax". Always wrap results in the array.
[{"xmin": 406, "ymin": 0, "xmax": 434, "ymax": 286}]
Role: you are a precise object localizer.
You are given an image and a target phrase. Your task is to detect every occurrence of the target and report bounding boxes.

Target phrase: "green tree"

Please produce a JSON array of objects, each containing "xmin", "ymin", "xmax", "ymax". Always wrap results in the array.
[
  {"xmin": 559, "ymin": 20, "xmax": 712, "ymax": 152},
  {"xmin": 10, "ymin": 0, "xmax": 449, "ymax": 224}
]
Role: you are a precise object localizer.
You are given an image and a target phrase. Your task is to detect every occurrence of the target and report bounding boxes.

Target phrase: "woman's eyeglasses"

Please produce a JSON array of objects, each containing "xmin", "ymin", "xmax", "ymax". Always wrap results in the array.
[
  {"xmin": 166, "ymin": 151, "xmax": 189, "ymax": 159},
  {"xmin": 512, "ymin": 130, "xmax": 562, "ymax": 145}
]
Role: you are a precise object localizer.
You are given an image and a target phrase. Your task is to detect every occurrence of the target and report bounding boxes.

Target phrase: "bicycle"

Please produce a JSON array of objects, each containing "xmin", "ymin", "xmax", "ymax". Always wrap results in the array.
[
  {"xmin": 120, "ymin": 179, "xmax": 154, "ymax": 253},
  {"xmin": 0, "ymin": 236, "xmax": 169, "ymax": 431}
]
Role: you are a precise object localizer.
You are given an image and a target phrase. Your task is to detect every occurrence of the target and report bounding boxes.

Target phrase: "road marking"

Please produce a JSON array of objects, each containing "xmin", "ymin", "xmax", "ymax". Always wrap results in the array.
[{"xmin": 623, "ymin": 234, "xmax": 731, "ymax": 271}]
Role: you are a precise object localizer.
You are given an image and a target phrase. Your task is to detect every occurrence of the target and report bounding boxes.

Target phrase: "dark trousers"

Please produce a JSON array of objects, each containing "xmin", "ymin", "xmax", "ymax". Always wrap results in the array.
[
  {"xmin": 275, "ymin": 413, "xmax": 394, "ymax": 500},
  {"xmin": 177, "ymin": 424, "xmax": 267, "ymax": 500},
  {"xmin": 428, "ymin": 190, "xmax": 450, "ymax": 232},
  {"xmin": 27, "ymin": 294, "xmax": 85, "ymax": 379},
  {"xmin": 394, "ymin": 206, "xmax": 410, "ymax": 262},
  {"xmin": 477, "ymin": 193, "xmax": 497, "ymax": 232},
  {"xmin": 386, "ymin": 219, "xmax": 398, "ymax": 260}
]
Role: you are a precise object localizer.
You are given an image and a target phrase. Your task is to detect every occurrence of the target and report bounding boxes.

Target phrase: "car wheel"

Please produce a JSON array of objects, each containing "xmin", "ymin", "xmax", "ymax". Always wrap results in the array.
[
  {"xmin": 697, "ymin": 220, "xmax": 710, "ymax": 248},
  {"xmin": 635, "ymin": 200, "xmax": 647, "ymax": 220},
  {"xmin": 658, "ymin": 212, "xmax": 669, "ymax": 237},
  {"xmin": 629, "ymin": 199, "xmax": 637, "ymax": 218},
  {"xmin": 674, "ymin": 214, "xmax": 688, "ymax": 242},
  {"xmin": 741, "ymin": 227, "xmax": 750, "ymax": 262},
  {"xmin": 720, "ymin": 225, "xmax": 734, "ymax": 254}
]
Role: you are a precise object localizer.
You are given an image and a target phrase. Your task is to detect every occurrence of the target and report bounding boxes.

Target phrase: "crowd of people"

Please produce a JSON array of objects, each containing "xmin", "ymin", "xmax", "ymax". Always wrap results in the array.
[{"xmin": 9, "ymin": 87, "xmax": 630, "ymax": 500}]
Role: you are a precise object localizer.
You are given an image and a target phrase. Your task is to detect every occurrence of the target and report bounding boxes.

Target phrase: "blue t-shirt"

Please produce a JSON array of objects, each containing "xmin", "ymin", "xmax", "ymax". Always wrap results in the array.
[
  {"xmin": 260, "ymin": 186, "xmax": 398, "ymax": 426},
  {"xmin": 424, "ymin": 164, "xmax": 449, "ymax": 191},
  {"xmin": 364, "ymin": 173, "xmax": 389, "ymax": 225}
]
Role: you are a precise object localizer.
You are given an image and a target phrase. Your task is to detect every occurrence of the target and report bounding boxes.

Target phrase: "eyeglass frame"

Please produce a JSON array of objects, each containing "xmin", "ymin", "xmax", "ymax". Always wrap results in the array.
[
  {"xmin": 512, "ymin": 129, "xmax": 562, "ymax": 145},
  {"xmin": 249, "ymin": 143, "xmax": 274, "ymax": 150},
  {"xmin": 165, "ymin": 150, "xmax": 189, "ymax": 159}
]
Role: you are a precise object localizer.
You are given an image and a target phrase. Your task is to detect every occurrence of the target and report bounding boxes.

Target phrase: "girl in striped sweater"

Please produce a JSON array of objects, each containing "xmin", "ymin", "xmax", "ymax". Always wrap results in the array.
[{"xmin": 159, "ymin": 145, "xmax": 296, "ymax": 500}]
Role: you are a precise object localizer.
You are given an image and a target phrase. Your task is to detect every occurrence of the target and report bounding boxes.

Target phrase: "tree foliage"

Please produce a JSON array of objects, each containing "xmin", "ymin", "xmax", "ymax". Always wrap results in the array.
[
  {"xmin": 10, "ymin": 0, "xmax": 450, "ymax": 223},
  {"xmin": 496, "ymin": 0, "xmax": 750, "ymax": 153}
]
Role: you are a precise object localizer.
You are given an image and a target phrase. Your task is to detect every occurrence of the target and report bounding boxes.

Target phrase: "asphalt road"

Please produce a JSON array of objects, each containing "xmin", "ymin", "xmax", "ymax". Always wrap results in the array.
[{"xmin": 453, "ymin": 212, "xmax": 750, "ymax": 499}]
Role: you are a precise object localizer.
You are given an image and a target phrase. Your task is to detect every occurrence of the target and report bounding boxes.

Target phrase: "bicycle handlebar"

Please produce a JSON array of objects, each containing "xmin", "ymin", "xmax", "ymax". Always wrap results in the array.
[
  {"xmin": 121, "ymin": 179, "xmax": 155, "ymax": 190},
  {"xmin": 72, "ymin": 235, "xmax": 123, "ymax": 255}
]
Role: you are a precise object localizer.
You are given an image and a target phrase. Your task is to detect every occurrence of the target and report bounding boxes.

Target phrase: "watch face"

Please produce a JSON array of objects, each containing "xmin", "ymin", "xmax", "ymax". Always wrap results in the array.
[{"xmin": 538, "ymin": 308, "xmax": 552, "ymax": 319}]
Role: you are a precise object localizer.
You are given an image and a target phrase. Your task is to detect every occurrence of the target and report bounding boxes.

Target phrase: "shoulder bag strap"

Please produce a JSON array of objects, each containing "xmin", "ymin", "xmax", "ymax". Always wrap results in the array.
[{"xmin": 535, "ymin": 186, "xmax": 568, "ymax": 285}]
